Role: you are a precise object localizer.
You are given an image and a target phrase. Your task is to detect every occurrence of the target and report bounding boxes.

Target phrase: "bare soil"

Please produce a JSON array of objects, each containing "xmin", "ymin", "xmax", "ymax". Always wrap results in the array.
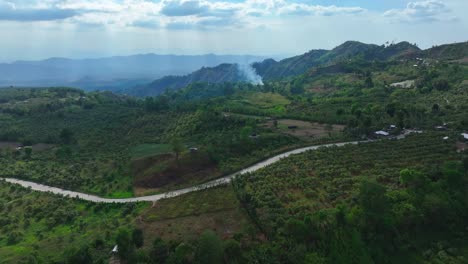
[
  {"xmin": 132, "ymin": 152, "xmax": 222, "ymax": 193},
  {"xmin": 264, "ymin": 119, "xmax": 345, "ymax": 139}
]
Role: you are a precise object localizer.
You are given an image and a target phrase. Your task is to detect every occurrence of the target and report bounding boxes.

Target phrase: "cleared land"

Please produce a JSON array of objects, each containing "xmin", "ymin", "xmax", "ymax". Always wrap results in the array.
[{"xmin": 265, "ymin": 119, "xmax": 345, "ymax": 139}]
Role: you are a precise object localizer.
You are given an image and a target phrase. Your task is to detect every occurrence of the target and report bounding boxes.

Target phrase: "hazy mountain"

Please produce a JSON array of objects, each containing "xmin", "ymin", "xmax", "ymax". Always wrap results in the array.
[
  {"xmin": 125, "ymin": 63, "xmax": 254, "ymax": 97},
  {"xmin": 0, "ymin": 54, "xmax": 266, "ymax": 91}
]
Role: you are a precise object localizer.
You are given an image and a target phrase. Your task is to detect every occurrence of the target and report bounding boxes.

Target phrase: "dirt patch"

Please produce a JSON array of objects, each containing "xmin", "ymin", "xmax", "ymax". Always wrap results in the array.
[
  {"xmin": 32, "ymin": 143, "xmax": 55, "ymax": 151},
  {"xmin": 0, "ymin": 141, "xmax": 22, "ymax": 149},
  {"xmin": 133, "ymin": 152, "xmax": 222, "ymax": 191},
  {"xmin": 265, "ymin": 119, "xmax": 344, "ymax": 139}
]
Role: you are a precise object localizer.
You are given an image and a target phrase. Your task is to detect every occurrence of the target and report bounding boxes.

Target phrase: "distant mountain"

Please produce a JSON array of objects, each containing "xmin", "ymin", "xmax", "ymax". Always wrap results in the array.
[
  {"xmin": 0, "ymin": 54, "xmax": 265, "ymax": 91},
  {"xmin": 125, "ymin": 63, "xmax": 252, "ymax": 97},
  {"xmin": 423, "ymin": 41, "xmax": 468, "ymax": 60},
  {"xmin": 253, "ymin": 41, "xmax": 421, "ymax": 80}
]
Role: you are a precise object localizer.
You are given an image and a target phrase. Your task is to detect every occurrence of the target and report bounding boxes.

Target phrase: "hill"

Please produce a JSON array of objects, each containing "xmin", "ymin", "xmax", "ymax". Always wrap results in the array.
[
  {"xmin": 125, "ymin": 63, "xmax": 260, "ymax": 97},
  {"xmin": 423, "ymin": 41, "xmax": 468, "ymax": 60},
  {"xmin": 253, "ymin": 41, "xmax": 421, "ymax": 80}
]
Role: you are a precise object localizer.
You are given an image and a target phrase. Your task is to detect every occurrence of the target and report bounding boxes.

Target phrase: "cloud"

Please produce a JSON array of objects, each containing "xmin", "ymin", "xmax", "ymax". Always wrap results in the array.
[
  {"xmin": 279, "ymin": 4, "xmax": 366, "ymax": 16},
  {"xmin": 0, "ymin": 0, "xmax": 368, "ymax": 29},
  {"xmin": 160, "ymin": 0, "xmax": 210, "ymax": 17},
  {"xmin": 0, "ymin": 1, "xmax": 79, "ymax": 21},
  {"xmin": 384, "ymin": 1, "xmax": 455, "ymax": 23}
]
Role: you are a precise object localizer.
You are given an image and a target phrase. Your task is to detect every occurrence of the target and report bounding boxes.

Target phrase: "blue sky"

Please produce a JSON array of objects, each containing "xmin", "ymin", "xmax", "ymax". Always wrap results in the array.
[{"xmin": 0, "ymin": 0, "xmax": 467, "ymax": 61}]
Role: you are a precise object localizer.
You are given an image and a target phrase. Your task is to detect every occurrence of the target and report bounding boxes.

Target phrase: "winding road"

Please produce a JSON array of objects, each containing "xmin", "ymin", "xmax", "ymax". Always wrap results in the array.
[{"xmin": 1, "ymin": 140, "xmax": 364, "ymax": 203}]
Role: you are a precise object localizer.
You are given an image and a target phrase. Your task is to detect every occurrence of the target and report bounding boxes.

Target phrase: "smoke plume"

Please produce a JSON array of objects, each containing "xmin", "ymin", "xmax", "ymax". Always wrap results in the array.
[{"xmin": 237, "ymin": 63, "xmax": 263, "ymax": 85}]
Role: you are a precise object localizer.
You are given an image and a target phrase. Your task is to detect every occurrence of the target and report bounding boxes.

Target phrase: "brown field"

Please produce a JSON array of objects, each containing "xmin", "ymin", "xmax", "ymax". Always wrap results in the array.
[
  {"xmin": 264, "ymin": 119, "xmax": 345, "ymax": 139},
  {"xmin": 132, "ymin": 152, "xmax": 222, "ymax": 196}
]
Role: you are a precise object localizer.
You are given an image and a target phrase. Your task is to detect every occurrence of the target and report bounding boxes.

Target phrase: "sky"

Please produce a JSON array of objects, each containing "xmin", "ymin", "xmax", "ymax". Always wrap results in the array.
[{"xmin": 0, "ymin": 0, "xmax": 467, "ymax": 61}]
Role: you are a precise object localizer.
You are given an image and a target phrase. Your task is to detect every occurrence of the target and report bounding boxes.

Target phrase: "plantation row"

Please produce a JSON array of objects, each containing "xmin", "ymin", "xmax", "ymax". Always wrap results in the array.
[{"xmin": 233, "ymin": 133, "xmax": 467, "ymax": 263}]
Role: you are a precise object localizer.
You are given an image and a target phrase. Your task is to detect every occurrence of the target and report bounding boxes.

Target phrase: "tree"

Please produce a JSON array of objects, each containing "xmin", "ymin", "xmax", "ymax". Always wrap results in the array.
[
  {"xmin": 432, "ymin": 79, "xmax": 450, "ymax": 91},
  {"xmin": 359, "ymin": 180, "xmax": 391, "ymax": 229},
  {"xmin": 223, "ymin": 240, "xmax": 243, "ymax": 264},
  {"xmin": 171, "ymin": 138, "xmax": 184, "ymax": 162},
  {"xmin": 240, "ymin": 126, "xmax": 253, "ymax": 143},
  {"xmin": 149, "ymin": 238, "xmax": 169, "ymax": 264},
  {"xmin": 24, "ymin": 146, "xmax": 32, "ymax": 159},
  {"xmin": 59, "ymin": 128, "xmax": 74, "ymax": 145},
  {"xmin": 364, "ymin": 76, "xmax": 374, "ymax": 88},
  {"xmin": 116, "ymin": 229, "xmax": 136, "ymax": 262},
  {"xmin": 195, "ymin": 230, "xmax": 223, "ymax": 264},
  {"xmin": 64, "ymin": 244, "xmax": 93, "ymax": 264},
  {"xmin": 132, "ymin": 228, "xmax": 144, "ymax": 248}
]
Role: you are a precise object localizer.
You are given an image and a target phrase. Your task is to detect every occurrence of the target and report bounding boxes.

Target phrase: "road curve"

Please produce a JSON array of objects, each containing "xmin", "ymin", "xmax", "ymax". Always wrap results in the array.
[{"xmin": 1, "ymin": 140, "xmax": 364, "ymax": 203}]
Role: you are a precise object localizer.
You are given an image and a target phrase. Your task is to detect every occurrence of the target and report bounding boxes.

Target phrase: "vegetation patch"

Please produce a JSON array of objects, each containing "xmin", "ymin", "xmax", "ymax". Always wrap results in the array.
[{"xmin": 130, "ymin": 143, "xmax": 173, "ymax": 160}]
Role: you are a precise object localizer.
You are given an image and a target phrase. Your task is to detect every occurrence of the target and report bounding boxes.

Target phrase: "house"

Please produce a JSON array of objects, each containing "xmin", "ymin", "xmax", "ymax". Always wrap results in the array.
[
  {"xmin": 189, "ymin": 147, "xmax": 199, "ymax": 153},
  {"xmin": 435, "ymin": 125, "xmax": 447, "ymax": 131},
  {"xmin": 443, "ymin": 136, "xmax": 449, "ymax": 140},
  {"xmin": 389, "ymin": 125, "xmax": 397, "ymax": 130},
  {"xmin": 461, "ymin": 133, "xmax": 468, "ymax": 141},
  {"xmin": 375, "ymin": 131, "xmax": 389, "ymax": 136}
]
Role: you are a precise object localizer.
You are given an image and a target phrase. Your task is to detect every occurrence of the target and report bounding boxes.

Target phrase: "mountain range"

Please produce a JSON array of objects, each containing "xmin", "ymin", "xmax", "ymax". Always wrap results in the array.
[
  {"xmin": 2, "ymin": 41, "xmax": 467, "ymax": 97},
  {"xmin": 0, "ymin": 54, "xmax": 266, "ymax": 91},
  {"xmin": 126, "ymin": 40, "xmax": 468, "ymax": 97}
]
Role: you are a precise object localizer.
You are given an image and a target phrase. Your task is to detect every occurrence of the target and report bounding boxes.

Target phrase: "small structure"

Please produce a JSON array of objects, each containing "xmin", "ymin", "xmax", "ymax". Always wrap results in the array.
[
  {"xmin": 435, "ymin": 125, "xmax": 447, "ymax": 131},
  {"xmin": 288, "ymin": 125, "xmax": 298, "ymax": 129},
  {"xmin": 112, "ymin": 245, "xmax": 118, "ymax": 254},
  {"xmin": 390, "ymin": 80, "xmax": 415, "ymax": 89},
  {"xmin": 189, "ymin": 147, "xmax": 199, "ymax": 153},
  {"xmin": 443, "ymin": 136, "xmax": 449, "ymax": 140},
  {"xmin": 375, "ymin": 131, "xmax": 389, "ymax": 136},
  {"xmin": 461, "ymin": 133, "xmax": 468, "ymax": 141}
]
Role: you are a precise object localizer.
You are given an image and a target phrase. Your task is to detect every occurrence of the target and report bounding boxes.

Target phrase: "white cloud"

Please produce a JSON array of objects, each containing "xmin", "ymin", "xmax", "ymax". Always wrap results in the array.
[
  {"xmin": 278, "ymin": 4, "xmax": 365, "ymax": 16},
  {"xmin": 384, "ymin": 1, "xmax": 456, "ymax": 23},
  {"xmin": 0, "ymin": 0, "xmax": 367, "ymax": 29}
]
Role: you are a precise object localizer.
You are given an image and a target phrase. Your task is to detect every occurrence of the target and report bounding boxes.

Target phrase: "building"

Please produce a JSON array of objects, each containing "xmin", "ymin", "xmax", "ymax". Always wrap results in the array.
[
  {"xmin": 461, "ymin": 133, "xmax": 468, "ymax": 141},
  {"xmin": 375, "ymin": 131, "xmax": 389, "ymax": 136}
]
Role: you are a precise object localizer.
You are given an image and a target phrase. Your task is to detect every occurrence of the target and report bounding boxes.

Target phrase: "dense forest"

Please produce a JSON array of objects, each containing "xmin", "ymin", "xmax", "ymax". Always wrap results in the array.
[{"xmin": 0, "ymin": 41, "xmax": 467, "ymax": 263}]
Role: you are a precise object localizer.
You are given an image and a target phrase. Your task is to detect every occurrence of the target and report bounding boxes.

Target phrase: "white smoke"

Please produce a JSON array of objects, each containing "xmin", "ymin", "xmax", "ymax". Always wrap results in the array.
[{"xmin": 237, "ymin": 63, "xmax": 263, "ymax": 85}]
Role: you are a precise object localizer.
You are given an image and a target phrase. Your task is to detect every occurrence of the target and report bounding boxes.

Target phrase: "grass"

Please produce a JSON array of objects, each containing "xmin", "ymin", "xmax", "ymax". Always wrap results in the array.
[{"xmin": 130, "ymin": 143, "xmax": 173, "ymax": 159}]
